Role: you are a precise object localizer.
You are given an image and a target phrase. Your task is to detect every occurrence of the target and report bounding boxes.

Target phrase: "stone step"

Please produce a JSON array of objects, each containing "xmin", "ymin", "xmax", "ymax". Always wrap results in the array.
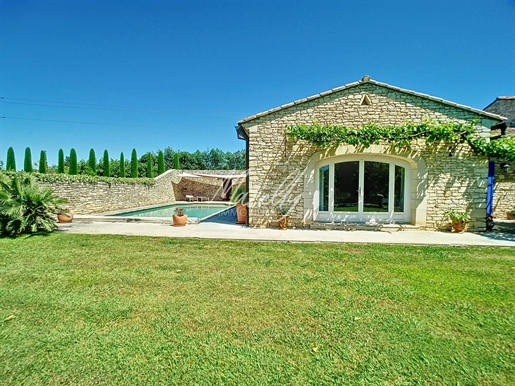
[{"xmin": 309, "ymin": 222, "xmax": 421, "ymax": 232}]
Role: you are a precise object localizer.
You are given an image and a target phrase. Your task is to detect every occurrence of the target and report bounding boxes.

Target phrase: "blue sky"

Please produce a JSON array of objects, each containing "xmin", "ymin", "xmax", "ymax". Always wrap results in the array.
[{"xmin": 1, "ymin": 0, "xmax": 514, "ymax": 167}]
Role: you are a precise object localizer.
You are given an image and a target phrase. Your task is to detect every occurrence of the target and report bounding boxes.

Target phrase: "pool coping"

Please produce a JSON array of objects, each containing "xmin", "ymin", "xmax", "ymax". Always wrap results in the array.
[{"xmin": 76, "ymin": 201, "xmax": 235, "ymax": 224}]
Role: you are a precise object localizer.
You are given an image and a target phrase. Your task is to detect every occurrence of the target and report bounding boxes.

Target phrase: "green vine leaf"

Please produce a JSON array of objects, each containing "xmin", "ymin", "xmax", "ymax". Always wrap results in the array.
[{"xmin": 287, "ymin": 120, "xmax": 515, "ymax": 161}]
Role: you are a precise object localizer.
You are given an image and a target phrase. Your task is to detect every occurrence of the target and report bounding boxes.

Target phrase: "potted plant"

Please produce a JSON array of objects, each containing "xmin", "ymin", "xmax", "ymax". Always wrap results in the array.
[
  {"xmin": 57, "ymin": 208, "xmax": 73, "ymax": 223},
  {"xmin": 172, "ymin": 207, "xmax": 188, "ymax": 226},
  {"xmin": 444, "ymin": 208, "xmax": 470, "ymax": 233},
  {"xmin": 231, "ymin": 186, "xmax": 248, "ymax": 224},
  {"xmin": 277, "ymin": 206, "xmax": 290, "ymax": 230},
  {"xmin": 506, "ymin": 209, "xmax": 515, "ymax": 220}
]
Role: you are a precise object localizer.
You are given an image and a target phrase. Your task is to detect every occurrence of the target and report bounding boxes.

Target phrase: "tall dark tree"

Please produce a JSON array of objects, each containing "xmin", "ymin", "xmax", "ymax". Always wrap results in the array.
[
  {"xmin": 119, "ymin": 152, "xmax": 125, "ymax": 178},
  {"xmin": 157, "ymin": 150, "xmax": 165, "ymax": 175},
  {"xmin": 131, "ymin": 149, "xmax": 138, "ymax": 178},
  {"xmin": 6, "ymin": 147, "xmax": 16, "ymax": 171},
  {"xmin": 174, "ymin": 152, "xmax": 180, "ymax": 169},
  {"xmin": 69, "ymin": 149, "xmax": 78, "ymax": 175},
  {"xmin": 57, "ymin": 149, "xmax": 65, "ymax": 173},
  {"xmin": 23, "ymin": 147, "xmax": 33, "ymax": 172},
  {"xmin": 88, "ymin": 148, "xmax": 97, "ymax": 175},
  {"xmin": 38, "ymin": 150, "xmax": 48, "ymax": 173},
  {"xmin": 146, "ymin": 152, "xmax": 153, "ymax": 178},
  {"xmin": 103, "ymin": 149, "xmax": 110, "ymax": 177}
]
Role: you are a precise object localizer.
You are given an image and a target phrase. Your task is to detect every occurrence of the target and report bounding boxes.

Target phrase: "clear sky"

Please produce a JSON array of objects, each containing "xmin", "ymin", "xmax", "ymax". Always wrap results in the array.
[{"xmin": 1, "ymin": 0, "xmax": 514, "ymax": 167}]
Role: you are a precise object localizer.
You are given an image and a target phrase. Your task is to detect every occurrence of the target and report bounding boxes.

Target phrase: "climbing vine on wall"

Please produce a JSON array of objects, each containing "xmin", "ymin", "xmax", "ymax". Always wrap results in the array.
[{"xmin": 287, "ymin": 120, "xmax": 515, "ymax": 161}]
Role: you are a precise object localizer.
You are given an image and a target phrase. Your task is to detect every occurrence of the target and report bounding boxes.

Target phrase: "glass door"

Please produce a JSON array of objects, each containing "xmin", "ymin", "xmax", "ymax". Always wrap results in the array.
[{"xmin": 317, "ymin": 158, "xmax": 409, "ymax": 223}]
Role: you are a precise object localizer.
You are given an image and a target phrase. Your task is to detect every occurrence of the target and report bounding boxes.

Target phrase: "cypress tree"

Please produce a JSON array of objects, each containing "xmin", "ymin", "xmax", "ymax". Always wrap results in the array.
[
  {"xmin": 24, "ymin": 147, "xmax": 33, "ymax": 172},
  {"xmin": 119, "ymin": 152, "xmax": 125, "ymax": 178},
  {"xmin": 69, "ymin": 149, "xmax": 78, "ymax": 175},
  {"xmin": 174, "ymin": 152, "xmax": 180, "ymax": 169},
  {"xmin": 103, "ymin": 149, "xmax": 110, "ymax": 177},
  {"xmin": 146, "ymin": 152, "xmax": 153, "ymax": 178},
  {"xmin": 6, "ymin": 147, "xmax": 16, "ymax": 171},
  {"xmin": 158, "ymin": 150, "xmax": 165, "ymax": 175},
  {"xmin": 38, "ymin": 150, "xmax": 48, "ymax": 173},
  {"xmin": 88, "ymin": 148, "xmax": 97, "ymax": 175},
  {"xmin": 131, "ymin": 148, "xmax": 138, "ymax": 178},
  {"xmin": 58, "ymin": 149, "xmax": 65, "ymax": 173}
]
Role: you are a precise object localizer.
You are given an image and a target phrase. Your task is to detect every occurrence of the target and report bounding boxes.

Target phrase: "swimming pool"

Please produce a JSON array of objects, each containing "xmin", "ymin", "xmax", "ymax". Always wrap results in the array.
[{"xmin": 111, "ymin": 203, "xmax": 233, "ymax": 221}]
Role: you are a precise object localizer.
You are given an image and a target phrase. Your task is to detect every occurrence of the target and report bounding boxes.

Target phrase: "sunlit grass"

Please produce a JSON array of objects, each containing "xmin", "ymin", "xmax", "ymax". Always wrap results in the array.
[{"xmin": 1, "ymin": 234, "xmax": 513, "ymax": 385}]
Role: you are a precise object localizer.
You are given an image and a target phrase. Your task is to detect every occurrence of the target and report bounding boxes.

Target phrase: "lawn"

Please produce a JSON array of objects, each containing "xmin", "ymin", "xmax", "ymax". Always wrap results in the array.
[{"xmin": 1, "ymin": 234, "xmax": 513, "ymax": 385}]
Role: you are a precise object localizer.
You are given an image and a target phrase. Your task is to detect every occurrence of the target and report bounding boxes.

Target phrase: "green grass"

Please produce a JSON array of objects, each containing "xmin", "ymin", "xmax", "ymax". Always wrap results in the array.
[{"xmin": 1, "ymin": 234, "xmax": 514, "ymax": 385}]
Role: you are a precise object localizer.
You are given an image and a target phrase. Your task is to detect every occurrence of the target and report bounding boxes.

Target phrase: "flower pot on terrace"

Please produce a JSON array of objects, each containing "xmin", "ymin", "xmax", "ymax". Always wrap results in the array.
[
  {"xmin": 172, "ymin": 214, "xmax": 188, "ymax": 226},
  {"xmin": 278, "ymin": 214, "xmax": 289, "ymax": 230},
  {"xmin": 57, "ymin": 211, "xmax": 73, "ymax": 223},
  {"xmin": 507, "ymin": 212, "xmax": 515, "ymax": 220},
  {"xmin": 235, "ymin": 203, "xmax": 247, "ymax": 224},
  {"xmin": 450, "ymin": 219, "xmax": 466, "ymax": 233}
]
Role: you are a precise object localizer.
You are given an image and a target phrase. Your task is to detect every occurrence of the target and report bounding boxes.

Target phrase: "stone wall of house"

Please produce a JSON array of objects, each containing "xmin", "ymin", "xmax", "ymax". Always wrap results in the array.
[
  {"xmin": 493, "ymin": 162, "xmax": 515, "ymax": 218},
  {"xmin": 42, "ymin": 169, "xmax": 244, "ymax": 214},
  {"xmin": 241, "ymin": 81, "xmax": 494, "ymax": 230}
]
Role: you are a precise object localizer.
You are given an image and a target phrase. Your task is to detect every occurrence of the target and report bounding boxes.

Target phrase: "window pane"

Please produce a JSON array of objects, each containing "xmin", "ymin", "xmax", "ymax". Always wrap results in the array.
[
  {"xmin": 319, "ymin": 165, "xmax": 329, "ymax": 211},
  {"xmin": 394, "ymin": 165, "xmax": 405, "ymax": 212},
  {"xmin": 334, "ymin": 161, "xmax": 359, "ymax": 212},
  {"xmin": 363, "ymin": 161, "xmax": 389, "ymax": 212}
]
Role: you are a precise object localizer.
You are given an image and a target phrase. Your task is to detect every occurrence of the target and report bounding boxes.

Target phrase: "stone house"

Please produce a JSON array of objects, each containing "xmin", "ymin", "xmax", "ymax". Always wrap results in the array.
[
  {"xmin": 236, "ymin": 76, "xmax": 505, "ymax": 230},
  {"xmin": 484, "ymin": 96, "xmax": 515, "ymax": 137}
]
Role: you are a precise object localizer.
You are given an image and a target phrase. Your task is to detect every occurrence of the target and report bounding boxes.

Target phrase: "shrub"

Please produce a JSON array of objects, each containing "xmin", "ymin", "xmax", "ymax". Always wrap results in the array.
[
  {"xmin": 24, "ymin": 147, "xmax": 33, "ymax": 172},
  {"xmin": 88, "ymin": 149, "xmax": 97, "ymax": 175},
  {"xmin": 0, "ymin": 174, "xmax": 67, "ymax": 236},
  {"xmin": 158, "ymin": 150, "xmax": 165, "ymax": 175},
  {"xmin": 231, "ymin": 186, "xmax": 247, "ymax": 204},
  {"xmin": 58, "ymin": 149, "xmax": 65, "ymax": 173},
  {"xmin": 119, "ymin": 152, "xmax": 125, "ymax": 178},
  {"xmin": 69, "ymin": 149, "xmax": 78, "ymax": 175},
  {"xmin": 103, "ymin": 150, "xmax": 110, "ymax": 177},
  {"xmin": 38, "ymin": 150, "xmax": 48, "ymax": 174},
  {"xmin": 146, "ymin": 152, "xmax": 153, "ymax": 178},
  {"xmin": 6, "ymin": 147, "xmax": 16, "ymax": 171},
  {"xmin": 174, "ymin": 152, "xmax": 180, "ymax": 169},
  {"xmin": 131, "ymin": 149, "xmax": 138, "ymax": 178}
]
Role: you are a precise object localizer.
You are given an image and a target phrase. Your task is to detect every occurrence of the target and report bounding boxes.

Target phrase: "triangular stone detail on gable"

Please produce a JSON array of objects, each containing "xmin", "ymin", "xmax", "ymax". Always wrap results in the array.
[{"xmin": 360, "ymin": 94, "xmax": 372, "ymax": 106}]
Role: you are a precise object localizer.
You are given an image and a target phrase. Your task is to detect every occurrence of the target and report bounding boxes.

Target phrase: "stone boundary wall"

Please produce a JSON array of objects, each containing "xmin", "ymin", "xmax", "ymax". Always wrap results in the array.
[{"xmin": 43, "ymin": 170, "xmax": 245, "ymax": 214}]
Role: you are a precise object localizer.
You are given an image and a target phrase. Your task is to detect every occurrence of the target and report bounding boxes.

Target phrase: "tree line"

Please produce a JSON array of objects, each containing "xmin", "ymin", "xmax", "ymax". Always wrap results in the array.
[{"xmin": 2, "ymin": 147, "xmax": 246, "ymax": 178}]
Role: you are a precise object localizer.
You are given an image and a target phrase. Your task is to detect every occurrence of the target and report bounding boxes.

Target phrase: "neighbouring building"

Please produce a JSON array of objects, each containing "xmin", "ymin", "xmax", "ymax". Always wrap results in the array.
[
  {"xmin": 484, "ymin": 96, "xmax": 515, "ymax": 218},
  {"xmin": 236, "ymin": 76, "xmax": 505, "ymax": 230}
]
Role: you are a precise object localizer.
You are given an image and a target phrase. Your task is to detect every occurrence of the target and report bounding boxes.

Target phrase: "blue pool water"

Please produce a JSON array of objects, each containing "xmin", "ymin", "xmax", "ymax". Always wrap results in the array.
[{"xmin": 112, "ymin": 203, "xmax": 233, "ymax": 220}]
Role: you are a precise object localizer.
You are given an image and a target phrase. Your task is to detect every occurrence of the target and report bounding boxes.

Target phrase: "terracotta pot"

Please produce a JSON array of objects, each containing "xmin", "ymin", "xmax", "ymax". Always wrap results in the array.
[
  {"xmin": 235, "ymin": 203, "xmax": 247, "ymax": 224},
  {"xmin": 57, "ymin": 211, "xmax": 73, "ymax": 223},
  {"xmin": 507, "ymin": 212, "xmax": 515, "ymax": 220},
  {"xmin": 451, "ymin": 219, "xmax": 466, "ymax": 233},
  {"xmin": 172, "ymin": 214, "xmax": 188, "ymax": 226},
  {"xmin": 278, "ymin": 215, "xmax": 289, "ymax": 230}
]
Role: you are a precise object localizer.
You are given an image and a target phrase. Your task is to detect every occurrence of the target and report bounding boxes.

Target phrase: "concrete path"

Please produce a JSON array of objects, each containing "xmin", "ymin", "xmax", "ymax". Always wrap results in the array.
[{"xmin": 57, "ymin": 217, "xmax": 515, "ymax": 247}]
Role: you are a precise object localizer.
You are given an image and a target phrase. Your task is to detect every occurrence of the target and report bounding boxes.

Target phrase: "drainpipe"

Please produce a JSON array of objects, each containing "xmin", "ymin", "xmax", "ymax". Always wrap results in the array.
[
  {"xmin": 235, "ymin": 124, "xmax": 249, "ymax": 226},
  {"xmin": 486, "ymin": 160, "xmax": 495, "ymax": 231}
]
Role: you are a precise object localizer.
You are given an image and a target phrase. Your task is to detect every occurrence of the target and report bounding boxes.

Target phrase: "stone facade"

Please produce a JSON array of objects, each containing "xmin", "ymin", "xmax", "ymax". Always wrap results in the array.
[
  {"xmin": 238, "ymin": 77, "xmax": 503, "ymax": 230},
  {"xmin": 493, "ymin": 162, "xmax": 515, "ymax": 218},
  {"xmin": 42, "ymin": 170, "xmax": 244, "ymax": 214}
]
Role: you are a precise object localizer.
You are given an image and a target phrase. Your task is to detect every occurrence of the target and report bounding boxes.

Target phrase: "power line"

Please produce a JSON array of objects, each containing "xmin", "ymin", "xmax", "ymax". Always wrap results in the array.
[
  {"xmin": 0, "ymin": 97, "xmax": 244, "ymax": 117},
  {"xmin": 0, "ymin": 116, "xmax": 173, "ymax": 129}
]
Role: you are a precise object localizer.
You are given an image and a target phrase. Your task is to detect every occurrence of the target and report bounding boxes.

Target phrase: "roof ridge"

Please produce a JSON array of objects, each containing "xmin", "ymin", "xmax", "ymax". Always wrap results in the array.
[{"xmin": 239, "ymin": 77, "xmax": 506, "ymax": 123}]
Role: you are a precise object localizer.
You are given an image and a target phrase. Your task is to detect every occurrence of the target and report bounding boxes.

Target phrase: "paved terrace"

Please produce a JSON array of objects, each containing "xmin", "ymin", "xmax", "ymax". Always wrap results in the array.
[{"xmin": 57, "ymin": 209, "xmax": 515, "ymax": 247}]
